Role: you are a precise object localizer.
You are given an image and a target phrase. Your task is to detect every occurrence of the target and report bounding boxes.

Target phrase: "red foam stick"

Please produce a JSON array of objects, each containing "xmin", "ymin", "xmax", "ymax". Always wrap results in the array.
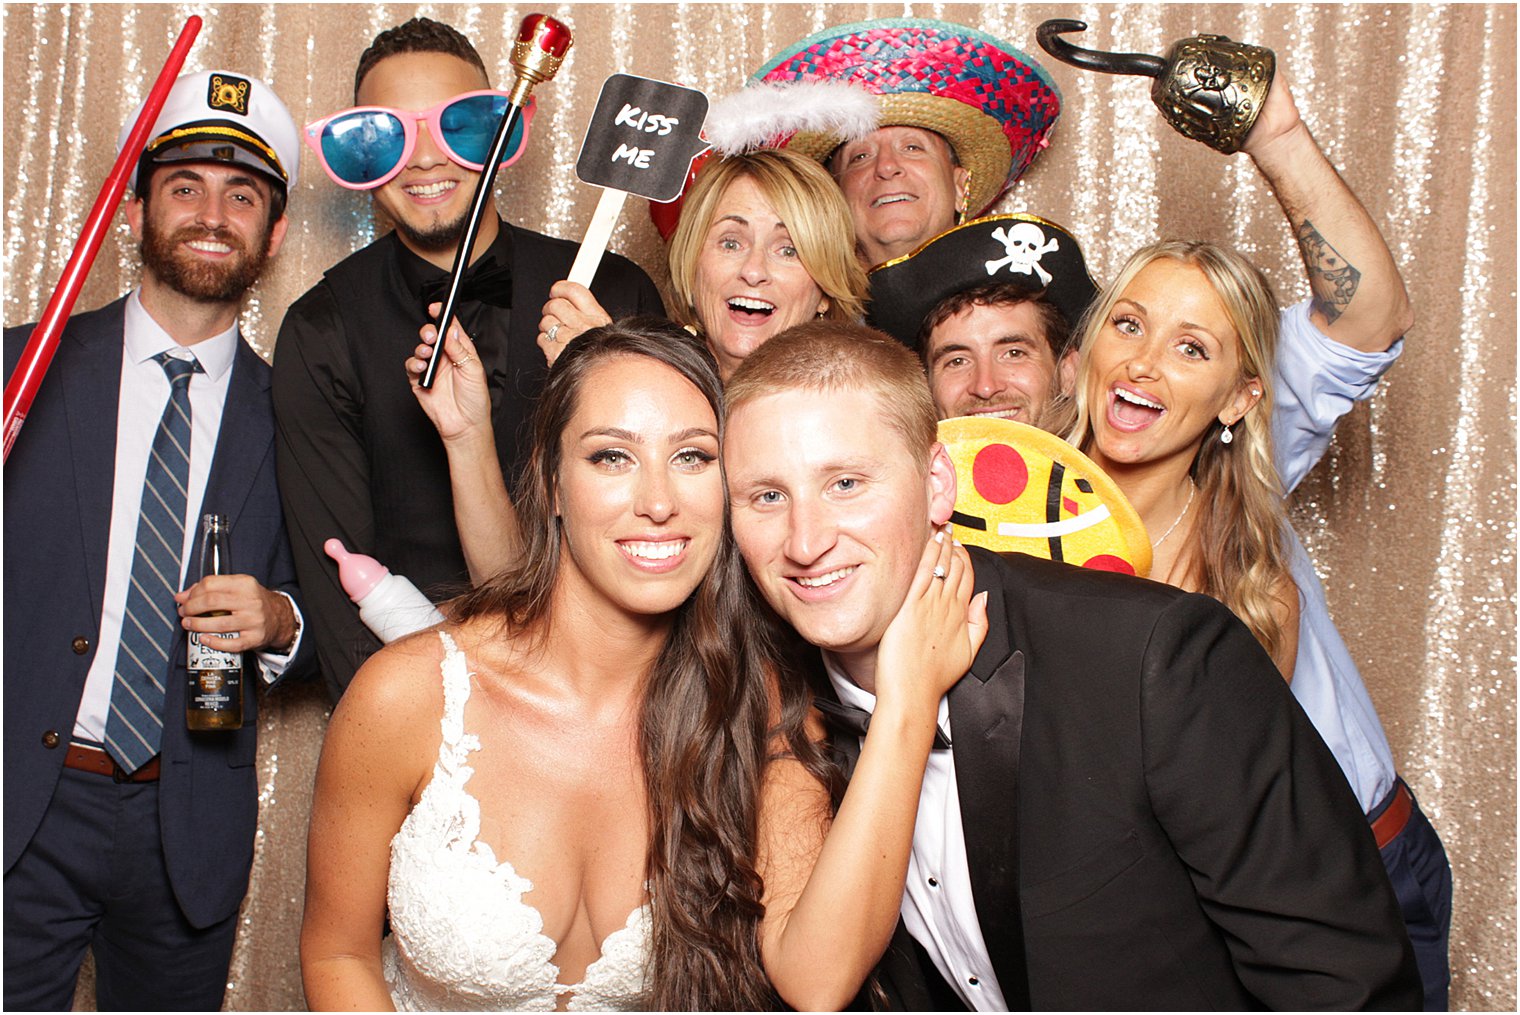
[{"xmin": 3, "ymin": 14, "xmax": 202, "ymax": 461}]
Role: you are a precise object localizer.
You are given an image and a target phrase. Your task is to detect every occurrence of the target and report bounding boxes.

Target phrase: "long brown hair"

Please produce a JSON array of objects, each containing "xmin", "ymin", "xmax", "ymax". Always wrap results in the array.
[
  {"xmin": 449, "ymin": 319, "xmax": 830, "ymax": 1009},
  {"xmin": 1062, "ymin": 240, "xmax": 1298, "ymax": 665}
]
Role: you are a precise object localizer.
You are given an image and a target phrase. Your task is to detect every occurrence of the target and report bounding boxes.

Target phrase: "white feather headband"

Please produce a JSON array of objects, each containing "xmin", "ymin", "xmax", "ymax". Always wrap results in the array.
[{"xmin": 702, "ymin": 81, "xmax": 881, "ymax": 156}]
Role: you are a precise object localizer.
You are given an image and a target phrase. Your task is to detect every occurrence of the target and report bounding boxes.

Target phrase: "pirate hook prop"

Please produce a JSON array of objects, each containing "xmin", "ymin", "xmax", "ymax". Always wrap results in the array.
[{"xmin": 1036, "ymin": 18, "xmax": 1275, "ymax": 155}]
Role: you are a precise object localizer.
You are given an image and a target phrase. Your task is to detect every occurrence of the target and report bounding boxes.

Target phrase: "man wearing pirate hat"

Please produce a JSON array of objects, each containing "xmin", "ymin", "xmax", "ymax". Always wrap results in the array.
[{"xmin": 4, "ymin": 69, "xmax": 314, "ymax": 1009}]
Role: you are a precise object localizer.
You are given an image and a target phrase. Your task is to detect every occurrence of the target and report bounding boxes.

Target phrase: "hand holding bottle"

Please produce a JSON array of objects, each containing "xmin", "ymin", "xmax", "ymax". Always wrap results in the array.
[{"xmin": 176, "ymin": 574, "xmax": 296, "ymax": 654}]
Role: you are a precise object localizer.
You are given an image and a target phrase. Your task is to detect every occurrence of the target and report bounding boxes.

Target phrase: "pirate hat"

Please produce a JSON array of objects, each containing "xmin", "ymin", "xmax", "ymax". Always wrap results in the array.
[
  {"xmin": 753, "ymin": 19, "xmax": 1061, "ymax": 217},
  {"xmin": 868, "ymin": 214, "xmax": 1098, "ymax": 349},
  {"xmin": 121, "ymin": 70, "xmax": 299, "ymax": 195}
]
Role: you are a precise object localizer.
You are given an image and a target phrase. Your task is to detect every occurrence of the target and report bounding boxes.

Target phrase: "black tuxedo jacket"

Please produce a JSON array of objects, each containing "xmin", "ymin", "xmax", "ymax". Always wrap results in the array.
[
  {"xmin": 272, "ymin": 221, "xmax": 665, "ymax": 700},
  {"xmin": 837, "ymin": 548, "xmax": 1421, "ymax": 1010},
  {"xmin": 4, "ymin": 297, "xmax": 314, "ymax": 928}
]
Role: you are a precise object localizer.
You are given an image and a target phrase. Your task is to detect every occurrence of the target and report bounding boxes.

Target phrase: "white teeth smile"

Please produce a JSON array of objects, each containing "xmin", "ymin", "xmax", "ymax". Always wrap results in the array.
[
  {"xmin": 404, "ymin": 180, "xmax": 456, "ymax": 198},
  {"xmin": 1115, "ymin": 388, "xmax": 1164, "ymax": 410},
  {"xmin": 621, "ymin": 540, "xmax": 687, "ymax": 560},
  {"xmin": 796, "ymin": 566, "xmax": 856, "ymax": 588},
  {"xmin": 186, "ymin": 240, "xmax": 232, "ymax": 254},
  {"xmin": 967, "ymin": 407, "xmax": 1018, "ymax": 418},
  {"xmin": 873, "ymin": 194, "xmax": 913, "ymax": 207},
  {"xmin": 728, "ymin": 296, "xmax": 775, "ymax": 313}
]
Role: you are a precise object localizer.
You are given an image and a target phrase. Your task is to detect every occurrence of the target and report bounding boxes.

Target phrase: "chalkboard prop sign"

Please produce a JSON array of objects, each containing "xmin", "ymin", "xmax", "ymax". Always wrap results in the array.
[{"xmin": 567, "ymin": 74, "xmax": 711, "ymax": 286}]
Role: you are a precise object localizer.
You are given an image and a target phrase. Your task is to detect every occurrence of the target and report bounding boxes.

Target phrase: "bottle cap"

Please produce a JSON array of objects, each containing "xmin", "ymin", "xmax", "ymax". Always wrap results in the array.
[{"xmin": 324, "ymin": 538, "xmax": 389, "ymax": 602}]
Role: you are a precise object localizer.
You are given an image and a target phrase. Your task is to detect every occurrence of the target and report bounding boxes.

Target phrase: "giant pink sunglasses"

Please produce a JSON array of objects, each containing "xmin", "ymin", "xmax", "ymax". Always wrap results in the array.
[{"xmin": 304, "ymin": 90, "xmax": 536, "ymax": 190}]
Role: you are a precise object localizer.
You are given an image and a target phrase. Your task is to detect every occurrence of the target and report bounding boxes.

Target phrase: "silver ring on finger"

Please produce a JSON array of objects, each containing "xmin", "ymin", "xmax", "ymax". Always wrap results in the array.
[
  {"xmin": 547, "ymin": 324, "xmax": 561, "ymax": 344},
  {"xmin": 932, "ymin": 565, "xmax": 947, "ymax": 581}
]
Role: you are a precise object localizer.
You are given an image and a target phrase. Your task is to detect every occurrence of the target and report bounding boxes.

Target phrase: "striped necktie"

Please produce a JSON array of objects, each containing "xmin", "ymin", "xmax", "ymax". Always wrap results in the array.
[{"xmin": 104, "ymin": 352, "xmax": 203, "ymax": 774}]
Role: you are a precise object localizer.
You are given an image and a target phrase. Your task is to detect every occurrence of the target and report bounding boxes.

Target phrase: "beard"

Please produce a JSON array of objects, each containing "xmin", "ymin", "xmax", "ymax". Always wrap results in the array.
[
  {"xmin": 392, "ymin": 207, "xmax": 469, "ymax": 254},
  {"xmin": 139, "ymin": 218, "xmax": 270, "ymax": 303}
]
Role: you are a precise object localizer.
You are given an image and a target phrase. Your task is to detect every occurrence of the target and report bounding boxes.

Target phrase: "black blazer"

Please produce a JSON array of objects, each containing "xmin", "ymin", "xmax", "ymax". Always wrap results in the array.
[
  {"xmin": 3, "ymin": 297, "xmax": 313, "ymax": 929},
  {"xmin": 840, "ymin": 548, "xmax": 1420, "ymax": 1010}
]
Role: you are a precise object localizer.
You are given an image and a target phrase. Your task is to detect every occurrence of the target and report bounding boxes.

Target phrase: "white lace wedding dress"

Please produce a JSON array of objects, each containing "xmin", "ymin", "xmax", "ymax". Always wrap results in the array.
[{"xmin": 381, "ymin": 632, "xmax": 652, "ymax": 1011}]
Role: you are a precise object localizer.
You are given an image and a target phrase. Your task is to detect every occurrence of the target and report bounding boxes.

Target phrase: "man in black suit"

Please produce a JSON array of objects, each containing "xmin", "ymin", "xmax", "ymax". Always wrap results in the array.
[
  {"xmin": 723, "ymin": 321, "xmax": 1421, "ymax": 1010},
  {"xmin": 4, "ymin": 70, "xmax": 313, "ymax": 1009},
  {"xmin": 273, "ymin": 17, "xmax": 665, "ymax": 700}
]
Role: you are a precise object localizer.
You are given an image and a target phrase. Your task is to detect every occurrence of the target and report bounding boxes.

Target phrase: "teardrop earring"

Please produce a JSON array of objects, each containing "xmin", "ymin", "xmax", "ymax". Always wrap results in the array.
[{"xmin": 1220, "ymin": 423, "xmax": 1234, "ymax": 445}]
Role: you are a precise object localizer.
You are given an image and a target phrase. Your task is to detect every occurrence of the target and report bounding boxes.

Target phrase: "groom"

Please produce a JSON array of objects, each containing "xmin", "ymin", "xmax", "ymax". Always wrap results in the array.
[{"xmin": 722, "ymin": 321, "xmax": 1421, "ymax": 1009}]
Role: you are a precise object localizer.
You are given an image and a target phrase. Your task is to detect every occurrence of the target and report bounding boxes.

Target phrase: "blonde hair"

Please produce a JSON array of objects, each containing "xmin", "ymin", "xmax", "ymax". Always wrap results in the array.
[
  {"xmin": 1062, "ymin": 240, "xmax": 1297, "ymax": 665},
  {"xmin": 726, "ymin": 320, "xmax": 938, "ymax": 466},
  {"xmin": 667, "ymin": 149, "xmax": 868, "ymax": 331}
]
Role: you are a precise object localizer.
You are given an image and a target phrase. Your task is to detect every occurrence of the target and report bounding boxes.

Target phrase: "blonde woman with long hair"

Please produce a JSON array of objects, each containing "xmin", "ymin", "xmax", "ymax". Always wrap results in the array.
[{"xmin": 1061, "ymin": 240, "xmax": 1300, "ymax": 676}]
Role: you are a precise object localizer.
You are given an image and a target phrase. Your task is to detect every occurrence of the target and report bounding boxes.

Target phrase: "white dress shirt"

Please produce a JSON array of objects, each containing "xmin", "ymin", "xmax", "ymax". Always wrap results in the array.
[
  {"xmin": 824, "ymin": 653, "xmax": 1007, "ymax": 1011},
  {"xmin": 74, "ymin": 290, "xmax": 302, "ymax": 743}
]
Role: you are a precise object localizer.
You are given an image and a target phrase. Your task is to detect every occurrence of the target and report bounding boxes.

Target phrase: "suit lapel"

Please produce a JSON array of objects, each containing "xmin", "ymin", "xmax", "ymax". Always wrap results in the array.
[
  {"xmin": 949, "ymin": 578, "xmax": 1032, "ymax": 1007},
  {"xmin": 196, "ymin": 340, "xmax": 271, "ymax": 541},
  {"xmin": 61, "ymin": 300, "xmax": 126, "ymax": 619}
]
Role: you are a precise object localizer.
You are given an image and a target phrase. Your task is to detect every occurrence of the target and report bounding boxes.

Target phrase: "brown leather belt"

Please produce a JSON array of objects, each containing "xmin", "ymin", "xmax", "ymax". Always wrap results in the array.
[
  {"xmin": 64, "ymin": 742, "xmax": 160, "ymax": 783},
  {"xmin": 1370, "ymin": 780, "xmax": 1412, "ymax": 849}
]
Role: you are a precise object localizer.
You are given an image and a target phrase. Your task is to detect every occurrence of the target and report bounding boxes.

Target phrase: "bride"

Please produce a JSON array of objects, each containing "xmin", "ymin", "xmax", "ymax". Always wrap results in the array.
[{"xmin": 299, "ymin": 319, "xmax": 983, "ymax": 1010}]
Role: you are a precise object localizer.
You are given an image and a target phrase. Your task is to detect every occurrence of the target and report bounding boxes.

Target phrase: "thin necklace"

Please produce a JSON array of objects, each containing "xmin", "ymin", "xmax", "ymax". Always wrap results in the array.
[{"xmin": 1152, "ymin": 480, "xmax": 1197, "ymax": 548}]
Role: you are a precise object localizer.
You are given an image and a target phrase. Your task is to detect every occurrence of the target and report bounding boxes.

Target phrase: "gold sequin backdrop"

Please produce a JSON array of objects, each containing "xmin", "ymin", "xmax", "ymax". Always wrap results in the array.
[{"xmin": 4, "ymin": 3, "xmax": 1513, "ymax": 1009}]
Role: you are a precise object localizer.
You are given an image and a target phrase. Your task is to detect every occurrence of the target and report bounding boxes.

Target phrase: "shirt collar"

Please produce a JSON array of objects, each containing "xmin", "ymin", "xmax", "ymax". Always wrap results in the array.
[
  {"xmin": 822, "ymin": 650, "xmax": 953, "ymax": 736},
  {"xmin": 123, "ymin": 288, "xmax": 238, "ymax": 380}
]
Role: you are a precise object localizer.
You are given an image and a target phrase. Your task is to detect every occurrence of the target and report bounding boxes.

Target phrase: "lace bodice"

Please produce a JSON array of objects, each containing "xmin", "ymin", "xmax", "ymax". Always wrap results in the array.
[{"xmin": 382, "ymin": 631, "xmax": 652, "ymax": 1011}]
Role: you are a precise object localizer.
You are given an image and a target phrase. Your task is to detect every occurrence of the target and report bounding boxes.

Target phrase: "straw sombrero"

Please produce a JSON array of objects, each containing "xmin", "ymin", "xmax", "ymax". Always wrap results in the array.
[{"xmin": 754, "ymin": 19, "xmax": 1062, "ymax": 216}]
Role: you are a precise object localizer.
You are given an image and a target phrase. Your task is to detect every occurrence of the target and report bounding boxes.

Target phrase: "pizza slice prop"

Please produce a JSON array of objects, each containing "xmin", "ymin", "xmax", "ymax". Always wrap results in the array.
[{"xmin": 939, "ymin": 416, "xmax": 1152, "ymax": 578}]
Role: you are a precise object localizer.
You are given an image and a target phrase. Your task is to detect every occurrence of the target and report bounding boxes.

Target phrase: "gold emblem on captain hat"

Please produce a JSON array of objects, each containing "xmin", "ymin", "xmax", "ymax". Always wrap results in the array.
[{"xmin": 208, "ymin": 74, "xmax": 251, "ymax": 116}]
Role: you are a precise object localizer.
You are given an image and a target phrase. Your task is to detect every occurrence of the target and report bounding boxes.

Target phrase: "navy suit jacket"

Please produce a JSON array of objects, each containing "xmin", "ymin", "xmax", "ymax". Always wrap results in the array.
[{"xmin": 4, "ymin": 296, "xmax": 313, "ymax": 929}]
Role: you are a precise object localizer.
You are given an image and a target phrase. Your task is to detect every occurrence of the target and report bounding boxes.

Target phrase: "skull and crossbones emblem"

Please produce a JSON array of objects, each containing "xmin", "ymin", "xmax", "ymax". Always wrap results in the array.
[{"xmin": 986, "ymin": 222, "xmax": 1060, "ymax": 285}]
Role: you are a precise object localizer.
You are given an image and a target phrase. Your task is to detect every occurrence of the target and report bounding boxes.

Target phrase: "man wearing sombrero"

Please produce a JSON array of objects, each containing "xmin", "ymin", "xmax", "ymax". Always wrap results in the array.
[{"xmin": 754, "ymin": 18, "xmax": 1061, "ymax": 269}]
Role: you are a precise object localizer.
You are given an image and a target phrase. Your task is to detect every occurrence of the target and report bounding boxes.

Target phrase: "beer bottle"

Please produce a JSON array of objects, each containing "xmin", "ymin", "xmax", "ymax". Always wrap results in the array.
[{"xmin": 187, "ymin": 513, "xmax": 243, "ymax": 730}]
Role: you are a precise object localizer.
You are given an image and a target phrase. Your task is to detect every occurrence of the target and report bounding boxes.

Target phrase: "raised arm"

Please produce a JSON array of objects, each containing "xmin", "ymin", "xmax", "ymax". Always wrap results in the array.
[
  {"xmin": 756, "ymin": 533, "xmax": 989, "ymax": 1010},
  {"xmin": 300, "ymin": 637, "xmax": 439, "ymax": 1011},
  {"xmin": 408, "ymin": 307, "xmax": 521, "ymax": 583},
  {"xmin": 272, "ymin": 288, "xmax": 382, "ymax": 700},
  {"xmin": 1242, "ymin": 67, "xmax": 1413, "ymax": 352}
]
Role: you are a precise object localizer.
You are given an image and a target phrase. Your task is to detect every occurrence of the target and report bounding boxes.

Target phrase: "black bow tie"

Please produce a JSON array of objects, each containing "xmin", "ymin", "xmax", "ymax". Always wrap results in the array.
[
  {"xmin": 814, "ymin": 695, "xmax": 952, "ymax": 750},
  {"xmin": 419, "ymin": 255, "xmax": 513, "ymax": 310}
]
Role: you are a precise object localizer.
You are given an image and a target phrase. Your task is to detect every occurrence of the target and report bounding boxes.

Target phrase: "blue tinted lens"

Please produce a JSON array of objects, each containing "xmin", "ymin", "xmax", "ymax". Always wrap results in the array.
[
  {"xmin": 321, "ymin": 110, "xmax": 407, "ymax": 185},
  {"xmin": 439, "ymin": 95, "xmax": 524, "ymax": 166}
]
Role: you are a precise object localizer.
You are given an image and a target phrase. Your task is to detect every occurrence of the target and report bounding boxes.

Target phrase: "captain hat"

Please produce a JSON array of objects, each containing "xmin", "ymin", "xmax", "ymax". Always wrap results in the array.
[{"xmin": 120, "ymin": 69, "xmax": 300, "ymax": 195}]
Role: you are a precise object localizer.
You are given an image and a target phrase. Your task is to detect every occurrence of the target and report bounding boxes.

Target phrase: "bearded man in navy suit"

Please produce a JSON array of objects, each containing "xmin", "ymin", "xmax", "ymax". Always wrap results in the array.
[{"xmin": 4, "ymin": 70, "xmax": 314, "ymax": 1010}]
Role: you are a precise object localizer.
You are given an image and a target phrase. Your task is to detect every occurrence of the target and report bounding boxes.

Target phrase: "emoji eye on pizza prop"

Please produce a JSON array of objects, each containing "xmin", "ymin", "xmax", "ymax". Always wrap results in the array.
[{"xmin": 939, "ymin": 416, "xmax": 1152, "ymax": 577}]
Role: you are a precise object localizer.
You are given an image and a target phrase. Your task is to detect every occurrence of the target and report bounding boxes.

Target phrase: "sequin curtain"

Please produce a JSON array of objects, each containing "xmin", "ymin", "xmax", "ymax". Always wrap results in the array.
[{"xmin": 3, "ymin": 4, "xmax": 1513, "ymax": 1010}]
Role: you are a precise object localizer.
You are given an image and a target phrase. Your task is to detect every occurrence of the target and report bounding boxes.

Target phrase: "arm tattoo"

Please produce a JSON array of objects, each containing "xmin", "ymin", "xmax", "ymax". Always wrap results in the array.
[{"xmin": 1295, "ymin": 220, "xmax": 1361, "ymax": 325}]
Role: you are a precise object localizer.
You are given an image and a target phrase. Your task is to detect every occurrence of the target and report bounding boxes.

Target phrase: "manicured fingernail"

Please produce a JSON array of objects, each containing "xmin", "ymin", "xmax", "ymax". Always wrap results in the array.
[{"xmin": 934, "ymin": 530, "xmax": 944, "ymax": 544}]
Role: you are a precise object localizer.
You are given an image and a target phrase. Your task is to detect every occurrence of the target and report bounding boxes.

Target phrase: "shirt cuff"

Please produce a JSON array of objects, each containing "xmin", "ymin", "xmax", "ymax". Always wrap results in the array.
[{"xmin": 255, "ymin": 591, "xmax": 304, "ymax": 685}]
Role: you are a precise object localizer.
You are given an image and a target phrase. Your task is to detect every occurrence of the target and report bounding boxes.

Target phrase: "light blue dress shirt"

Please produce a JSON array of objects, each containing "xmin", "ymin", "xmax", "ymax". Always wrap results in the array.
[{"xmin": 1272, "ymin": 298, "xmax": 1403, "ymax": 814}]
